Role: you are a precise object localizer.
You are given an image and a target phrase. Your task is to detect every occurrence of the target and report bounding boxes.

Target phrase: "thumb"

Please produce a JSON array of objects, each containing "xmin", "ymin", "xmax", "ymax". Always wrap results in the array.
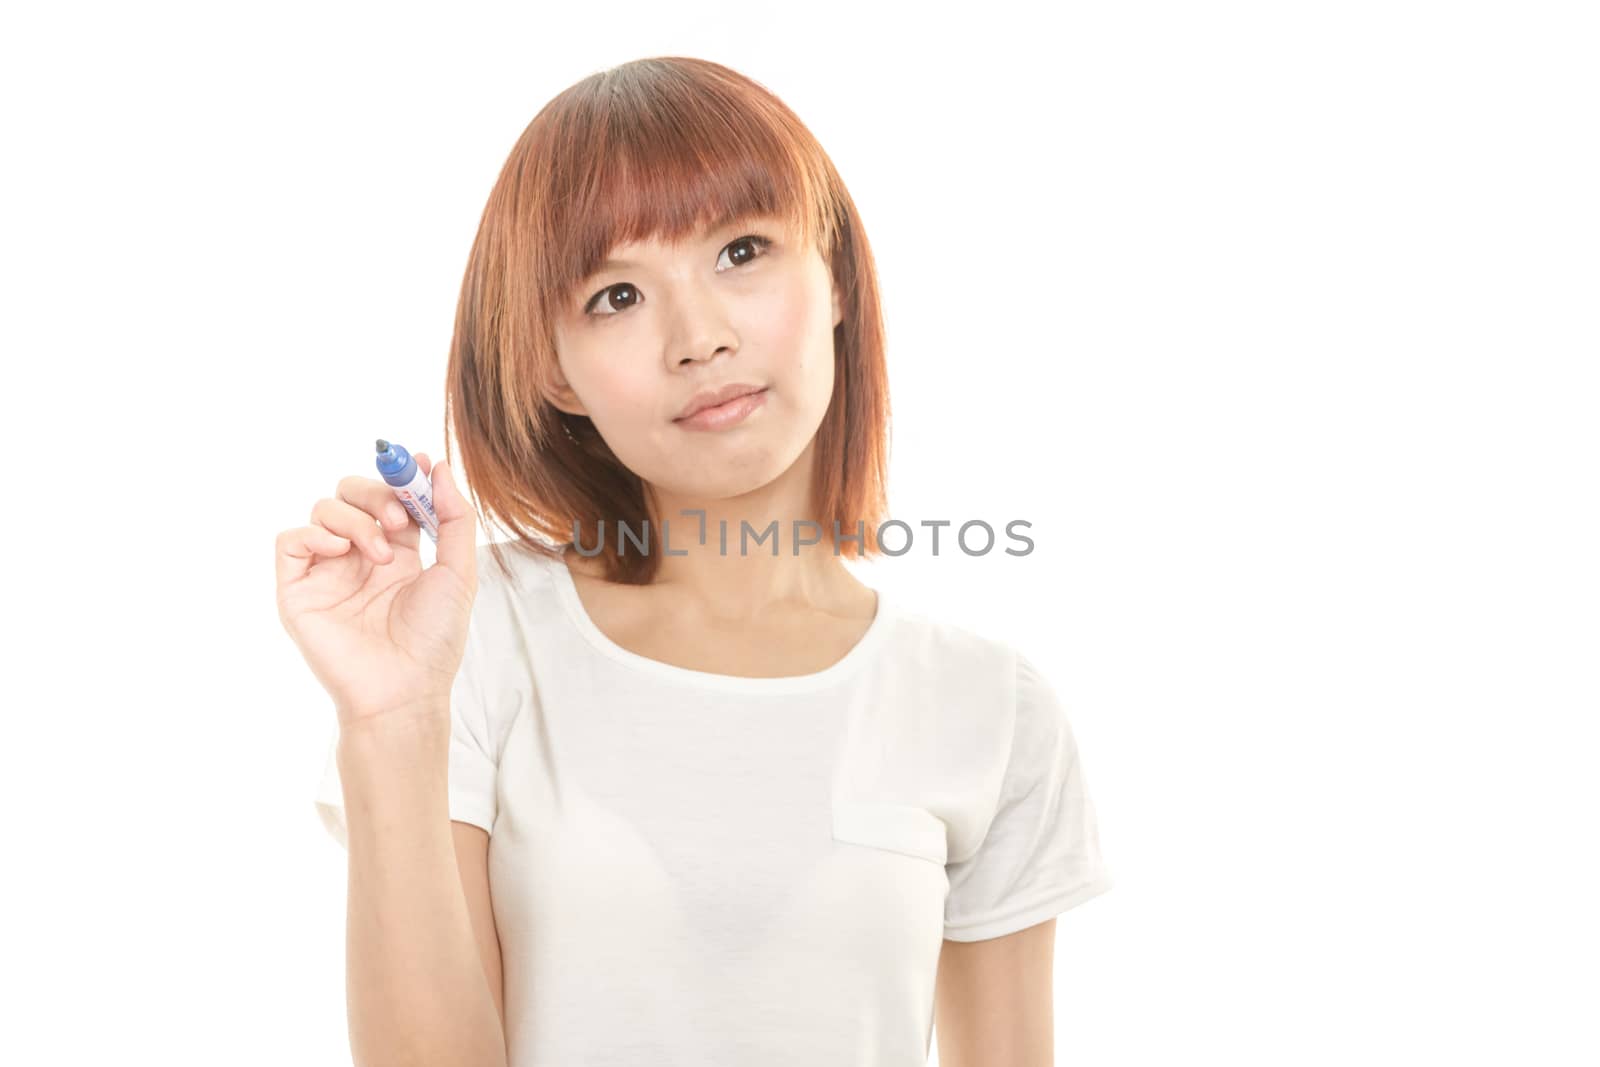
[{"xmin": 430, "ymin": 459, "xmax": 478, "ymax": 586}]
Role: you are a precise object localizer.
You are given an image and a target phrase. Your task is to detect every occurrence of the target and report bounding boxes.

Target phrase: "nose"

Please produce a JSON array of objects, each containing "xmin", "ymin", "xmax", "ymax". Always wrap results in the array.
[{"xmin": 664, "ymin": 278, "xmax": 739, "ymax": 368}]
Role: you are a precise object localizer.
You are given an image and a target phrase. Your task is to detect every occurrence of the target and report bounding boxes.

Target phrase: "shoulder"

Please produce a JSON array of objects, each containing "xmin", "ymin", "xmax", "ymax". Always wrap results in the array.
[
  {"xmin": 457, "ymin": 538, "xmax": 565, "ymax": 657},
  {"xmin": 447, "ymin": 540, "xmax": 570, "ymax": 733},
  {"xmin": 875, "ymin": 602, "xmax": 1027, "ymax": 755},
  {"xmin": 882, "ymin": 598, "xmax": 1020, "ymax": 688},
  {"xmin": 469, "ymin": 538, "xmax": 559, "ymax": 604},
  {"xmin": 879, "ymin": 599, "xmax": 1070, "ymax": 744}
]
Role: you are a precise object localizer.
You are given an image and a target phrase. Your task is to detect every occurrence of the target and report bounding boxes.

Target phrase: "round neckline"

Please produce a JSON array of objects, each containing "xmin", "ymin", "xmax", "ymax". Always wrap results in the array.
[{"xmin": 544, "ymin": 545, "xmax": 893, "ymax": 694}]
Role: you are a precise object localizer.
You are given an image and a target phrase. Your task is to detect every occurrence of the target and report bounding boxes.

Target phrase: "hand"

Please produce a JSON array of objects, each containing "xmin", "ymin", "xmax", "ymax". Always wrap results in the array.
[{"xmin": 274, "ymin": 452, "xmax": 479, "ymax": 730}]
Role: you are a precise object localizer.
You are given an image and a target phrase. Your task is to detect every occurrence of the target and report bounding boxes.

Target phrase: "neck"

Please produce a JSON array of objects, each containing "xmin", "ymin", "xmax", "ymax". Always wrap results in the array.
[{"xmin": 618, "ymin": 440, "xmax": 862, "ymax": 621}]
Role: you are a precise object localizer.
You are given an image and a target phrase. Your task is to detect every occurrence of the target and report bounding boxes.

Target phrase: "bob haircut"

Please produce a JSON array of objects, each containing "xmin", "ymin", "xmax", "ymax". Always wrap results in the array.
[{"xmin": 443, "ymin": 56, "xmax": 893, "ymax": 586}]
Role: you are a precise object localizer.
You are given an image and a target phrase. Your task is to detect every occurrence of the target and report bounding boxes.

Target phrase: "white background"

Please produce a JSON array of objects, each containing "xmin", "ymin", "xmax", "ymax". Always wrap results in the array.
[{"xmin": 3, "ymin": 1, "xmax": 1595, "ymax": 1063}]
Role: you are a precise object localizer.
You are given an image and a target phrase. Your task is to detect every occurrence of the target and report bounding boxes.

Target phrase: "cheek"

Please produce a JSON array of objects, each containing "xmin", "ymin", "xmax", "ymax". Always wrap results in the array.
[
  {"xmin": 757, "ymin": 279, "xmax": 833, "ymax": 381},
  {"xmin": 580, "ymin": 361, "xmax": 656, "ymax": 429},
  {"xmin": 767, "ymin": 286, "xmax": 810, "ymax": 342}
]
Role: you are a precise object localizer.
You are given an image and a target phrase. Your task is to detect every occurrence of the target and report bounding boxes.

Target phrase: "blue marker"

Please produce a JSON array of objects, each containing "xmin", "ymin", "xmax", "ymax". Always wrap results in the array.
[{"xmin": 374, "ymin": 439, "xmax": 441, "ymax": 543}]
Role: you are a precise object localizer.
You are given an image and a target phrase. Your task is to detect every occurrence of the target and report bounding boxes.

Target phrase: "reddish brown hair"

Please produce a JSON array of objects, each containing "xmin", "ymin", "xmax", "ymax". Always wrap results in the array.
[{"xmin": 442, "ymin": 57, "xmax": 893, "ymax": 585}]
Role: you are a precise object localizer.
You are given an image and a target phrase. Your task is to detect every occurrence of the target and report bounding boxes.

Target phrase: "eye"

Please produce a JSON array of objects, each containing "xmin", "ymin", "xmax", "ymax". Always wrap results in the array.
[
  {"xmin": 583, "ymin": 281, "xmax": 640, "ymax": 318},
  {"xmin": 582, "ymin": 234, "xmax": 775, "ymax": 318},
  {"xmin": 716, "ymin": 233, "xmax": 774, "ymax": 271}
]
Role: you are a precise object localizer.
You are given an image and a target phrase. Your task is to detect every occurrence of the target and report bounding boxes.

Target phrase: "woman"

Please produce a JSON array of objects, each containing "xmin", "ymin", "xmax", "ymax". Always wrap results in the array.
[{"xmin": 276, "ymin": 56, "xmax": 1112, "ymax": 1066}]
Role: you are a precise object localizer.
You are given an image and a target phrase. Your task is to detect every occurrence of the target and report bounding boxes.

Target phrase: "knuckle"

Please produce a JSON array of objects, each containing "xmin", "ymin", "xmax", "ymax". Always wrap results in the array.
[
  {"xmin": 336, "ymin": 474, "xmax": 375, "ymax": 500},
  {"xmin": 338, "ymin": 476, "xmax": 388, "ymax": 521}
]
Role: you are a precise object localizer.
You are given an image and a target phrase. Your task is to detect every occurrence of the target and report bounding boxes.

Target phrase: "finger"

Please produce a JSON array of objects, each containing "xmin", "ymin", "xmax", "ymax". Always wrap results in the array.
[
  {"xmin": 384, "ymin": 500, "xmax": 423, "ymax": 554},
  {"xmin": 275, "ymin": 525, "xmax": 352, "ymax": 585},
  {"xmin": 337, "ymin": 474, "xmax": 413, "ymax": 537},
  {"xmin": 414, "ymin": 451, "xmax": 432, "ymax": 477},
  {"xmin": 369, "ymin": 464, "xmax": 424, "ymax": 552},
  {"xmin": 429, "ymin": 459, "xmax": 478, "ymax": 589},
  {"xmin": 310, "ymin": 496, "xmax": 394, "ymax": 565}
]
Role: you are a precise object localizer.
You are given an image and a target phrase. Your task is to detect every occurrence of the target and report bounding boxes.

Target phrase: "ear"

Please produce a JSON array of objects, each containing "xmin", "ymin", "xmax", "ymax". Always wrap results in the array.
[{"xmin": 539, "ymin": 353, "xmax": 589, "ymax": 417}]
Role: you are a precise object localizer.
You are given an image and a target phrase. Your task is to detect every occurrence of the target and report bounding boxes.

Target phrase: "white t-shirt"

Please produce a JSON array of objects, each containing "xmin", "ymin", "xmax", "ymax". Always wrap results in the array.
[{"xmin": 315, "ymin": 541, "xmax": 1112, "ymax": 1066}]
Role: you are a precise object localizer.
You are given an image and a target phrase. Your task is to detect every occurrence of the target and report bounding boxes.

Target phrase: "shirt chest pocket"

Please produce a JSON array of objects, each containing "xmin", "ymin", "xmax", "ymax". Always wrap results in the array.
[{"xmin": 830, "ymin": 801, "xmax": 949, "ymax": 866}]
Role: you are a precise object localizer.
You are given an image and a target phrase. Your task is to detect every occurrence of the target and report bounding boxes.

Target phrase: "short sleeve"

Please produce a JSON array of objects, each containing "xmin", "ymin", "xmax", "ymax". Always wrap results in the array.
[
  {"xmin": 942, "ymin": 651, "xmax": 1113, "ymax": 941},
  {"xmin": 313, "ymin": 603, "xmax": 502, "ymax": 850}
]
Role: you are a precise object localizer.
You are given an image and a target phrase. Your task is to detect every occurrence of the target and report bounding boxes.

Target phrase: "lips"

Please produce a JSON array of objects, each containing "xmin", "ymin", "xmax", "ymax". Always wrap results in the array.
[
  {"xmin": 673, "ymin": 387, "xmax": 769, "ymax": 431},
  {"xmin": 674, "ymin": 382, "xmax": 767, "ymax": 421}
]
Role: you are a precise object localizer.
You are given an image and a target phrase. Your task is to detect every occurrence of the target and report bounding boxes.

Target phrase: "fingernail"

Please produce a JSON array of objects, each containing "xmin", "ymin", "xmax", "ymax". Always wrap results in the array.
[{"xmin": 387, "ymin": 504, "xmax": 407, "ymax": 525}]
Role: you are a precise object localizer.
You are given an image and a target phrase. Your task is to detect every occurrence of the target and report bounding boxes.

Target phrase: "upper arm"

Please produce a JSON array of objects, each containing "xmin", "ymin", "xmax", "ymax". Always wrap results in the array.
[
  {"xmin": 934, "ymin": 919, "xmax": 1057, "ymax": 1067},
  {"xmin": 451, "ymin": 820, "xmax": 506, "ymax": 1039}
]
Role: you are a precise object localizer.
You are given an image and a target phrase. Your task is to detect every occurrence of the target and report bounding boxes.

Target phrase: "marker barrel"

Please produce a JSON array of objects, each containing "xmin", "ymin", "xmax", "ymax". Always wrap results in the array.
[{"xmin": 373, "ymin": 439, "xmax": 441, "ymax": 543}]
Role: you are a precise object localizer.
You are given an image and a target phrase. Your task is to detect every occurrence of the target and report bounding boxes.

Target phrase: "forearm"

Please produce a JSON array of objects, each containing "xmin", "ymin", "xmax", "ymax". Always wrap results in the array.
[{"xmin": 337, "ymin": 712, "xmax": 507, "ymax": 1067}]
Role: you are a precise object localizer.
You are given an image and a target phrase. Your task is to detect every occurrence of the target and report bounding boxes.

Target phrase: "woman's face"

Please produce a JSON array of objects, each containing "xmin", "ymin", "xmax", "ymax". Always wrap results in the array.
[{"xmin": 548, "ymin": 211, "xmax": 843, "ymax": 508}]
